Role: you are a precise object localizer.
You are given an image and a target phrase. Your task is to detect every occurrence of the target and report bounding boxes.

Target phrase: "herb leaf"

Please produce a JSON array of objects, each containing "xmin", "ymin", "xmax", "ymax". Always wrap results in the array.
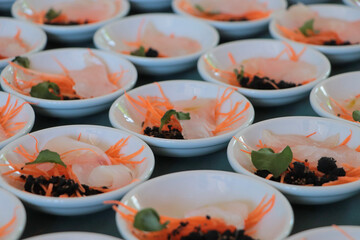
[
  {"xmin": 133, "ymin": 208, "xmax": 169, "ymax": 232},
  {"xmin": 26, "ymin": 149, "xmax": 66, "ymax": 167},
  {"xmin": 30, "ymin": 81, "xmax": 61, "ymax": 100},
  {"xmin": 251, "ymin": 146, "xmax": 293, "ymax": 178},
  {"xmin": 12, "ymin": 56, "xmax": 30, "ymax": 68},
  {"xmin": 353, "ymin": 110, "xmax": 360, "ymax": 122},
  {"xmin": 234, "ymin": 65, "xmax": 244, "ymax": 83},
  {"xmin": 45, "ymin": 8, "xmax": 62, "ymax": 21},
  {"xmin": 131, "ymin": 46, "xmax": 146, "ymax": 57},
  {"xmin": 195, "ymin": 4, "xmax": 205, "ymax": 12},
  {"xmin": 159, "ymin": 109, "xmax": 191, "ymax": 132},
  {"xmin": 299, "ymin": 19, "xmax": 316, "ymax": 37}
]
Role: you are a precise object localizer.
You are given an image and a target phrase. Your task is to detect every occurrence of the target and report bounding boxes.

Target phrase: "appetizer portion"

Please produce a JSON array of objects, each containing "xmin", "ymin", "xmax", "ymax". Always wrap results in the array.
[
  {"xmin": 275, "ymin": 4, "xmax": 360, "ymax": 46},
  {"xmin": 2, "ymin": 51, "xmax": 126, "ymax": 100},
  {"xmin": 236, "ymin": 131, "xmax": 360, "ymax": 186},
  {"xmin": 124, "ymin": 83, "xmax": 250, "ymax": 139},
  {"xmin": 118, "ymin": 21, "xmax": 201, "ymax": 58},
  {"xmin": 0, "ymin": 94, "xmax": 27, "ymax": 142},
  {"xmin": 18, "ymin": 0, "xmax": 121, "ymax": 25},
  {"xmin": 205, "ymin": 43, "xmax": 317, "ymax": 90},
  {"xmin": 178, "ymin": 0, "xmax": 271, "ymax": 22},
  {"xmin": 0, "ymin": 134, "xmax": 145, "ymax": 197},
  {"xmin": 0, "ymin": 29, "xmax": 30, "ymax": 60},
  {"xmin": 329, "ymin": 95, "xmax": 360, "ymax": 124},
  {"xmin": 106, "ymin": 195, "xmax": 275, "ymax": 240}
]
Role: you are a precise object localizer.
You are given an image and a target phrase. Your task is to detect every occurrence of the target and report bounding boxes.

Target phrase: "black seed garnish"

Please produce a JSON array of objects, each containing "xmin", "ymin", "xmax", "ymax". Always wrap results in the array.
[
  {"xmin": 145, "ymin": 48, "xmax": 159, "ymax": 57},
  {"xmin": 143, "ymin": 125, "xmax": 184, "ymax": 139},
  {"xmin": 238, "ymin": 75, "xmax": 299, "ymax": 90},
  {"xmin": 323, "ymin": 39, "xmax": 352, "ymax": 46},
  {"xmin": 44, "ymin": 20, "xmax": 89, "ymax": 25}
]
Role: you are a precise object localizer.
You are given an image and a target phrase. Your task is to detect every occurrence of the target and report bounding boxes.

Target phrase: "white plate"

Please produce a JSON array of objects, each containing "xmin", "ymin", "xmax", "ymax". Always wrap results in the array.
[
  {"xmin": 23, "ymin": 232, "xmax": 122, "ymax": 240},
  {"xmin": 0, "ymin": 188, "xmax": 26, "ymax": 240},
  {"xmin": 129, "ymin": 0, "xmax": 171, "ymax": 12},
  {"xmin": 198, "ymin": 39, "xmax": 331, "ymax": 107},
  {"xmin": 286, "ymin": 226, "xmax": 360, "ymax": 240},
  {"xmin": 0, "ymin": 91, "xmax": 35, "ymax": 149},
  {"xmin": 11, "ymin": 0, "xmax": 130, "ymax": 43},
  {"xmin": 172, "ymin": 0, "xmax": 287, "ymax": 39},
  {"xmin": 0, "ymin": 17, "xmax": 47, "ymax": 71},
  {"xmin": 109, "ymin": 80, "xmax": 254, "ymax": 157},
  {"xmin": 269, "ymin": 4, "xmax": 360, "ymax": 64},
  {"xmin": 94, "ymin": 13, "xmax": 219, "ymax": 75},
  {"xmin": 227, "ymin": 116, "xmax": 360, "ymax": 204},
  {"xmin": 115, "ymin": 170, "xmax": 294, "ymax": 240},
  {"xmin": 0, "ymin": 125, "xmax": 155, "ymax": 216},
  {"xmin": 0, "ymin": 48, "xmax": 137, "ymax": 118}
]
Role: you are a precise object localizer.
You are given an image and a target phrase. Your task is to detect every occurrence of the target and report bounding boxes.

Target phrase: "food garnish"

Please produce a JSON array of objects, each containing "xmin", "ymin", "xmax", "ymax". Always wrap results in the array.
[
  {"xmin": 329, "ymin": 96, "xmax": 360, "ymax": 124},
  {"xmin": 12, "ymin": 56, "xmax": 30, "ymax": 68},
  {"xmin": 0, "ymin": 29, "xmax": 30, "ymax": 60},
  {"xmin": 30, "ymin": 82, "xmax": 61, "ymax": 100},
  {"xmin": 0, "ymin": 210, "xmax": 16, "ymax": 238}
]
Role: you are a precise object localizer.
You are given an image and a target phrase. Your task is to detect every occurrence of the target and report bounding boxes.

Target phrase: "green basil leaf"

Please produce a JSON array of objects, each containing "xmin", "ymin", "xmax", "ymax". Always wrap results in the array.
[
  {"xmin": 45, "ymin": 8, "xmax": 62, "ymax": 21},
  {"xmin": 133, "ymin": 208, "xmax": 169, "ymax": 232},
  {"xmin": 195, "ymin": 4, "xmax": 205, "ymax": 12},
  {"xmin": 299, "ymin": 19, "xmax": 315, "ymax": 37},
  {"xmin": 251, "ymin": 146, "xmax": 292, "ymax": 178},
  {"xmin": 12, "ymin": 56, "xmax": 30, "ymax": 68},
  {"xmin": 26, "ymin": 149, "xmax": 66, "ymax": 167},
  {"xmin": 353, "ymin": 110, "xmax": 360, "ymax": 122},
  {"xmin": 234, "ymin": 65, "xmax": 244, "ymax": 83},
  {"xmin": 159, "ymin": 109, "xmax": 191, "ymax": 132},
  {"xmin": 130, "ymin": 46, "xmax": 146, "ymax": 57},
  {"xmin": 30, "ymin": 81, "xmax": 61, "ymax": 100}
]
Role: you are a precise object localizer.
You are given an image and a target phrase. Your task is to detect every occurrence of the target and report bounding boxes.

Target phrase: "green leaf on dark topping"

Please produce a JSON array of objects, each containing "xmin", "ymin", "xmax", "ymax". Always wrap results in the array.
[
  {"xmin": 159, "ymin": 109, "xmax": 191, "ymax": 132},
  {"xmin": 30, "ymin": 81, "xmax": 61, "ymax": 100},
  {"xmin": 234, "ymin": 65, "xmax": 244, "ymax": 83},
  {"xmin": 133, "ymin": 208, "xmax": 169, "ymax": 232},
  {"xmin": 298, "ymin": 19, "xmax": 317, "ymax": 37},
  {"xmin": 45, "ymin": 8, "xmax": 62, "ymax": 21},
  {"xmin": 195, "ymin": 4, "xmax": 205, "ymax": 12},
  {"xmin": 251, "ymin": 146, "xmax": 293, "ymax": 178},
  {"xmin": 26, "ymin": 149, "xmax": 66, "ymax": 167},
  {"xmin": 130, "ymin": 46, "xmax": 146, "ymax": 57},
  {"xmin": 353, "ymin": 110, "xmax": 360, "ymax": 122},
  {"xmin": 12, "ymin": 56, "xmax": 30, "ymax": 68}
]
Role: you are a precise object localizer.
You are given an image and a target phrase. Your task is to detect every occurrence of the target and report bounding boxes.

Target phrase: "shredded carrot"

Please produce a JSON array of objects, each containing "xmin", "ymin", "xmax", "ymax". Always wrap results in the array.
[
  {"xmin": 339, "ymin": 131, "xmax": 352, "ymax": 146},
  {"xmin": 332, "ymin": 225, "xmax": 356, "ymax": 240},
  {"xmin": 0, "ymin": 209, "xmax": 16, "ymax": 237},
  {"xmin": 305, "ymin": 132, "xmax": 317, "ymax": 138}
]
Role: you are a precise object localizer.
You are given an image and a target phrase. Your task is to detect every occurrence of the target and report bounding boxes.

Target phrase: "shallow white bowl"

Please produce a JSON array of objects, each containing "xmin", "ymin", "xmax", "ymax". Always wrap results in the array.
[
  {"xmin": 198, "ymin": 39, "xmax": 331, "ymax": 107},
  {"xmin": 343, "ymin": 0, "xmax": 360, "ymax": 8},
  {"xmin": 310, "ymin": 71, "xmax": 360, "ymax": 126},
  {"xmin": 24, "ymin": 232, "xmax": 122, "ymax": 240},
  {"xmin": 94, "ymin": 13, "xmax": 219, "ymax": 75},
  {"xmin": 109, "ymin": 80, "xmax": 254, "ymax": 157},
  {"xmin": 0, "ymin": 17, "xmax": 47, "ymax": 71},
  {"xmin": 0, "ymin": 48, "xmax": 137, "ymax": 118},
  {"xmin": 172, "ymin": 0, "xmax": 287, "ymax": 39},
  {"xmin": 289, "ymin": 0, "xmax": 334, "ymax": 3},
  {"xmin": 269, "ymin": 4, "xmax": 360, "ymax": 64},
  {"xmin": 11, "ymin": 0, "xmax": 130, "ymax": 43},
  {"xmin": 0, "ymin": 91, "xmax": 35, "ymax": 149},
  {"xmin": 0, "ymin": 125, "xmax": 155, "ymax": 216},
  {"xmin": 130, "ymin": 0, "xmax": 171, "ymax": 12},
  {"xmin": 115, "ymin": 170, "xmax": 294, "ymax": 240},
  {"xmin": 0, "ymin": 188, "xmax": 26, "ymax": 240},
  {"xmin": 286, "ymin": 225, "xmax": 360, "ymax": 240},
  {"xmin": 227, "ymin": 116, "xmax": 360, "ymax": 204}
]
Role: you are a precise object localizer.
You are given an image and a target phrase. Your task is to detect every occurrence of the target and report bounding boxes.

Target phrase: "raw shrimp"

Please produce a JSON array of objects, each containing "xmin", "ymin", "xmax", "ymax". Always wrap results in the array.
[
  {"xmin": 204, "ymin": 43, "xmax": 317, "ymax": 90},
  {"xmin": 178, "ymin": 0, "xmax": 271, "ymax": 21},
  {"xmin": 275, "ymin": 4, "xmax": 360, "ymax": 45},
  {"xmin": 105, "ymin": 195, "xmax": 275, "ymax": 240},
  {"xmin": 0, "ymin": 29, "xmax": 29, "ymax": 59}
]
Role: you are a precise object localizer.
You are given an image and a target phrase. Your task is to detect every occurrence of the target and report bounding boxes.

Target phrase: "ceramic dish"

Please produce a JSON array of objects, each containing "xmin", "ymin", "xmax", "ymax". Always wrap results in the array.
[
  {"xmin": 310, "ymin": 71, "xmax": 360, "ymax": 126},
  {"xmin": 94, "ymin": 13, "xmax": 219, "ymax": 75},
  {"xmin": 0, "ymin": 48, "xmax": 137, "ymax": 118},
  {"xmin": 289, "ymin": 0, "xmax": 334, "ymax": 3},
  {"xmin": 197, "ymin": 39, "xmax": 331, "ymax": 107},
  {"xmin": 172, "ymin": 0, "xmax": 287, "ymax": 39},
  {"xmin": 0, "ymin": 91, "xmax": 35, "ymax": 149},
  {"xmin": 0, "ymin": 125, "xmax": 155, "ymax": 216},
  {"xmin": 0, "ymin": 188, "xmax": 26, "ymax": 240},
  {"xmin": 0, "ymin": 17, "xmax": 47, "ymax": 71},
  {"xmin": 129, "ymin": 0, "xmax": 171, "ymax": 12},
  {"xmin": 286, "ymin": 225, "xmax": 360, "ymax": 240},
  {"xmin": 109, "ymin": 80, "xmax": 254, "ymax": 157},
  {"xmin": 343, "ymin": 0, "xmax": 360, "ymax": 8},
  {"xmin": 269, "ymin": 4, "xmax": 360, "ymax": 64},
  {"xmin": 23, "ymin": 232, "xmax": 122, "ymax": 240},
  {"xmin": 11, "ymin": 0, "xmax": 130, "ymax": 43},
  {"xmin": 114, "ymin": 170, "xmax": 294, "ymax": 240},
  {"xmin": 227, "ymin": 116, "xmax": 360, "ymax": 204}
]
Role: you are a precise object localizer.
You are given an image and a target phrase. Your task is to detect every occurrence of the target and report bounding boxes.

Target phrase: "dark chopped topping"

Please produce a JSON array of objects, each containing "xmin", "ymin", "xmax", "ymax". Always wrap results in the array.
[
  {"xmin": 323, "ymin": 40, "xmax": 351, "ymax": 46},
  {"xmin": 44, "ymin": 20, "xmax": 89, "ymax": 25},
  {"xmin": 143, "ymin": 125, "xmax": 184, "ymax": 139},
  {"xmin": 238, "ymin": 75, "xmax": 299, "ymax": 90},
  {"xmin": 178, "ymin": 228, "xmax": 255, "ymax": 240},
  {"xmin": 145, "ymin": 48, "xmax": 159, "ymax": 57}
]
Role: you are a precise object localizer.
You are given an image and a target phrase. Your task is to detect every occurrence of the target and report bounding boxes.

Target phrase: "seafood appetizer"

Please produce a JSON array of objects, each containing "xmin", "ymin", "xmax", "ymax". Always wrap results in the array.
[
  {"xmin": 117, "ymin": 20, "xmax": 201, "ymax": 58},
  {"xmin": 204, "ymin": 43, "xmax": 317, "ymax": 90},
  {"xmin": 122, "ymin": 82, "xmax": 250, "ymax": 139},
  {"xmin": 0, "ymin": 29, "xmax": 30, "ymax": 60},
  {"xmin": 0, "ymin": 133, "xmax": 147, "ymax": 197},
  {"xmin": 17, "ymin": 0, "xmax": 122, "ymax": 26},
  {"xmin": 177, "ymin": 0, "xmax": 271, "ymax": 22},
  {"xmin": 236, "ymin": 130, "xmax": 360, "ymax": 186},
  {"xmin": 107, "ymin": 194, "xmax": 275, "ymax": 240},
  {"xmin": 328, "ymin": 95, "xmax": 360, "ymax": 125},
  {"xmin": 275, "ymin": 4, "xmax": 360, "ymax": 46}
]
